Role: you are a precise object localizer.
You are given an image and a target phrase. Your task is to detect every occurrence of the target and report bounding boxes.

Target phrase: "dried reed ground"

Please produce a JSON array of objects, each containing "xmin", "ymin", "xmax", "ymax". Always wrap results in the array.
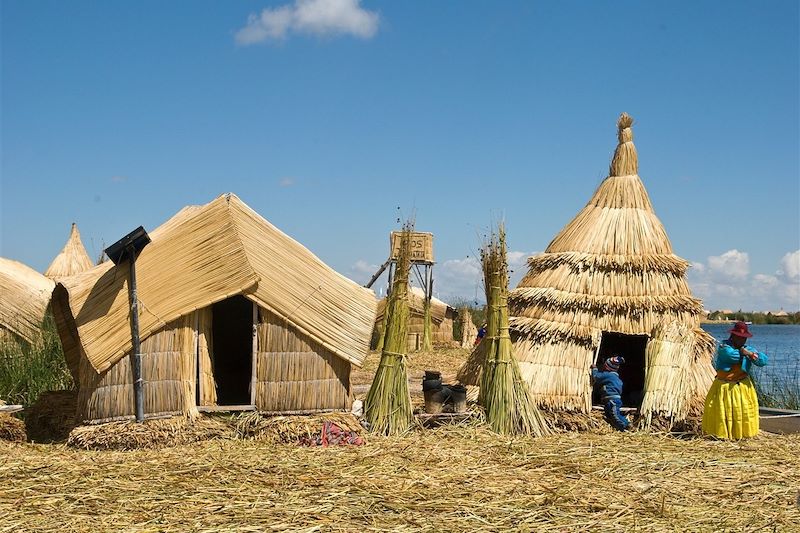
[
  {"xmin": 2, "ymin": 430, "xmax": 798, "ymax": 532},
  {"xmin": 2, "ymin": 347, "xmax": 799, "ymax": 531}
]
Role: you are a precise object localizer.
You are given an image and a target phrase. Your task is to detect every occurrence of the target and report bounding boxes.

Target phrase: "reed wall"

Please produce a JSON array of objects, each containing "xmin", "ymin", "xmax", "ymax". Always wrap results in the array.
[
  {"xmin": 254, "ymin": 308, "xmax": 351, "ymax": 412},
  {"xmin": 77, "ymin": 314, "xmax": 196, "ymax": 423}
]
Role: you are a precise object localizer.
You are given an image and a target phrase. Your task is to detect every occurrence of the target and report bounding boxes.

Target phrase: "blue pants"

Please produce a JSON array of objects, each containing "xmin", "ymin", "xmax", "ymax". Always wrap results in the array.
[{"xmin": 603, "ymin": 396, "xmax": 629, "ymax": 431}]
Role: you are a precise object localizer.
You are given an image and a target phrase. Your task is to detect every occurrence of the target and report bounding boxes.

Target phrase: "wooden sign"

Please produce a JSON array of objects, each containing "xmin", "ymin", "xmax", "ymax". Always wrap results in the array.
[{"xmin": 390, "ymin": 232, "xmax": 434, "ymax": 263}]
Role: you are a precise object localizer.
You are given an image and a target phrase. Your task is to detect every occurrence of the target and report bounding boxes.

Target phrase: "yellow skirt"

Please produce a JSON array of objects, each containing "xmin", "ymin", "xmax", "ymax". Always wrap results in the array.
[{"xmin": 702, "ymin": 377, "xmax": 760, "ymax": 439}]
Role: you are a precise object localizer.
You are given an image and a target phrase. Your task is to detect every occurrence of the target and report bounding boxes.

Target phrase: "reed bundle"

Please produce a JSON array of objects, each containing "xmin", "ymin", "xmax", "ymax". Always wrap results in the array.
[
  {"xmin": 3, "ymin": 427, "xmax": 798, "ymax": 531},
  {"xmin": 421, "ymin": 297, "xmax": 433, "ymax": 351},
  {"xmin": 44, "ymin": 223, "xmax": 94, "ymax": 279},
  {"xmin": 233, "ymin": 412, "xmax": 363, "ymax": 444},
  {"xmin": 364, "ymin": 224, "xmax": 413, "ymax": 435},
  {"xmin": 478, "ymin": 225, "xmax": 550, "ymax": 437},
  {"xmin": 0, "ymin": 414, "xmax": 26, "ymax": 442},
  {"xmin": 459, "ymin": 307, "xmax": 478, "ymax": 348}
]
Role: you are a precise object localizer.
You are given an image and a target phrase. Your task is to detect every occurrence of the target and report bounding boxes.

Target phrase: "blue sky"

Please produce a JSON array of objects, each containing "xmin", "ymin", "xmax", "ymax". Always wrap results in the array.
[{"xmin": 1, "ymin": 0, "xmax": 798, "ymax": 311}]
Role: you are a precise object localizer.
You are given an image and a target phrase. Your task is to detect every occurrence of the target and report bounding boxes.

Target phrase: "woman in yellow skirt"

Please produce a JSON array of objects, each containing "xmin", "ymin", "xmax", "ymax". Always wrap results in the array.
[{"xmin": 702, "ymin": 321, "xmax": 769, "ymax": 439}]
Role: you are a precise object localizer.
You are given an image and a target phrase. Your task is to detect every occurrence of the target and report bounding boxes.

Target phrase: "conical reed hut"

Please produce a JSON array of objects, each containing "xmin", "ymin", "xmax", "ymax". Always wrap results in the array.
[
  {"xmin": 45, "ymin": 223, "xmax": 94, "ymax": 279},
  {"xmin": 374, "ymin": 286, "xmax": 456, "ymax": 351},
  {"xmin": 459, "ymin": 114, "xmax": 715, "ymax": 426},
  {"xmin": 52, "ymin": 193, "xmax": 378, "ymax": 424},
  {"xmin": 0, "ymin": 257, "xmax": 55, "ymax": 346}
]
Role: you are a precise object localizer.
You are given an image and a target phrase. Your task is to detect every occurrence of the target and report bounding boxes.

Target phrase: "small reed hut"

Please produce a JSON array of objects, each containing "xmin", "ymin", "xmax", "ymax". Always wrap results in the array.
[
  {"xmin": 375, "ymin": 286, "xmax": 456, "ymax": 350},
  {"xmin": 0, "ymin": 257, "xmax": 55, "ymax": 346},
  {"xmin": 45, "ymin": 223, "xmax": 94, "ymax": 279},
  {"xmin": 459, "ymin": 114, "xmax": 715, "ymax": 425},
  {"xmin": 52, "ymin": 194, "xmax": 378, "ymax": 424}
]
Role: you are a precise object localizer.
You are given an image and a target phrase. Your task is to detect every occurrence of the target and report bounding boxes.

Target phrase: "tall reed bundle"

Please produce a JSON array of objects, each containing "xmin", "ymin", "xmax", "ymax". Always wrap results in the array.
[
  {"xmin": 478, "ymin": 225, "xmax": 549, "ymax": 437},
  {"xmin": 364, "ymin": 223, "xmax": 413, "ymax": 435},
  {"xmin": 45, "ymin": 223, "xmax": 94, "ymax": 279}
]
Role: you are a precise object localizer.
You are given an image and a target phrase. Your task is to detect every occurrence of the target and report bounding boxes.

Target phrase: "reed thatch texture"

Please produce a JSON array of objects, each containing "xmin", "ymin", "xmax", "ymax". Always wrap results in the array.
[
  {"xmin": 638, "ymin": 321, "xmax": 694, "ymax": 427},
  {"xmin": 255, "ymin": 308, "xmax": 351, "ymax": 412},
  {"xmin": 0, "ymin": 414, "xmax": 26, "ymax": 442},
  {"xmin": 479, "ymin": 225, "xmax": 550, "ymax": 436},
  {"xmin": 459, "ymin": 113, "xmax": 714, "ymax": 420},
  {"xmin": 364, "ymin": 225, "xmax": 413, "ymax": 435},
  {"xmin": 0, "ymin": 258, "xmax": 55, "ymax": 345},
  {"xmin": 75, "ymin": 314, "xmax": 196, "ymax": 423},
  {"xmin": 53, "ymin": 193, "xmax": 377, "ymax": 377},
  {"xmin": 459, "ymin": 307, "xmax": 478, "ymax": 349},
  {"xmin": 45, "ymin": 223, "xmax": 94, "ymax": 279}
]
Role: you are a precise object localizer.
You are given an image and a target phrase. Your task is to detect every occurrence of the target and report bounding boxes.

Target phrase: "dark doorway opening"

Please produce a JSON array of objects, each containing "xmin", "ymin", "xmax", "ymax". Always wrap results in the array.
[
  {"xmin": 211, "ymin": 296, "xmax": 253, "ymax": 405},
  {"xmin": 593, "ymin": 332, "xmax": 648, "ymax": 408}
]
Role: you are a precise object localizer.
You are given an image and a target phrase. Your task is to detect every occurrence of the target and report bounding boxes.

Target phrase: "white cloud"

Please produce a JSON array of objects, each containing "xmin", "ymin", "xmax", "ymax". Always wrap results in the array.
[
  {"xmin": 688, "ymin": 249, "xmax": 800, "ymax": 311},
  {"xmin": 235, "ymin": 0, "xmax": 379, "ymax": 45},
  {"xmin": 779, "ymin": 249, "xmax": 800, "ymax": 282},
  {"xmin": 278, "ymin": 177, "xmax": 295, "ymax": 187},
  {"xmin": 110, "ymin": 175, "xmax": 127, "ymax": 183},
  {"xmin": 707, "ymin": 249, "xmax": 749, "ymax": 280}
]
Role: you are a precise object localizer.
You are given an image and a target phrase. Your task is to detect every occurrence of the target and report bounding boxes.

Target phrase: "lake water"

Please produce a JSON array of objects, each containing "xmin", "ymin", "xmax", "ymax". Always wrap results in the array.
[{"xmin": 700, "ymin": 324, "xmax": 800, "ymax": 389}]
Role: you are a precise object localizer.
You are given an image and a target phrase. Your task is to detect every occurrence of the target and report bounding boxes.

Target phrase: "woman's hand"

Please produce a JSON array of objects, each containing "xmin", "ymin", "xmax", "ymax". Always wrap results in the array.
[{"xmin": 739, "ymin": 348, "xmax": 758, "ymax": 361}]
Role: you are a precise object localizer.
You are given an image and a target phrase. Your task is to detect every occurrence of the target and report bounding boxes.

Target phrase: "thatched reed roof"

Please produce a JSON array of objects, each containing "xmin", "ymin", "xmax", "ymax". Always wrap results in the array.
[
  {"xmin": 45, "ymin": 223, "xmax": 94, "ymax": 279},
  {"xmin": 53, "ymin": 193, "xmax": 377, "ymax": 375},
  {"xmin": 0, "ymin": 257, "xmax": 55, "ymax": 344},
  {"xmin": 509, "ymin": 113, "xmax": 706, "ymax": 341},
  {"xmin": 375, "ymin": 286, "xmax": 454, "ymax": 324}
]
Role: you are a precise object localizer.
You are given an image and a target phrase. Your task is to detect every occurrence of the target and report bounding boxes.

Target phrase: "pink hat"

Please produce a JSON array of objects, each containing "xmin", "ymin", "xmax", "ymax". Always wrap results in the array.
[{"xmin": 729, "ymin": 321, "xmax": 753, "ymax": 338}]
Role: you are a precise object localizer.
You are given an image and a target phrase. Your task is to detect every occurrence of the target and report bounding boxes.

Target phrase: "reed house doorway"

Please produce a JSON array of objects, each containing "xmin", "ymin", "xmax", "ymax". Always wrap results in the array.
[
  {"xmin": 211, "ymin": 295, "xmax": 255, "ymax": 406},
  {"xmin": 595, "ymin": 332, "xmax": 648, "ymax": 408}
]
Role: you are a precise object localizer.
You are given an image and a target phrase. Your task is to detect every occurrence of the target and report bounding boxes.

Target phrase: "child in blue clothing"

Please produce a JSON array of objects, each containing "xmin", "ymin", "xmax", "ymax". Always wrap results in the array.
[{"xmin": 591, "ymin": 356, "xmax": 629, "ymax": 431}]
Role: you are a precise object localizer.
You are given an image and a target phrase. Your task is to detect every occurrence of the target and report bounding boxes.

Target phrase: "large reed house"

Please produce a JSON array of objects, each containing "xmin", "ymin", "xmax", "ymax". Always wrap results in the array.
[
  {"xmin": 460, "ymin": 114, "xmax": 716, "ymax": 425},
  {"xmin": 53, "ymin": 194, "xmax": 378, "ymax": 424},
  {"xmin": 0, "ymin": 257, "xmax": 55, "ymax": 346}
]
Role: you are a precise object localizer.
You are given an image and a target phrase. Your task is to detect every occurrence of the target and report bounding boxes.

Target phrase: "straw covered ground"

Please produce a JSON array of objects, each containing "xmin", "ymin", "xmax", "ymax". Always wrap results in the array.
[
  {"xmin": 2, "ymin": 346, "xmax": 799, "ymax": 531},
  {"xmin": 1, "ymin": 427, "xmax": 798, "ymax": 532}
]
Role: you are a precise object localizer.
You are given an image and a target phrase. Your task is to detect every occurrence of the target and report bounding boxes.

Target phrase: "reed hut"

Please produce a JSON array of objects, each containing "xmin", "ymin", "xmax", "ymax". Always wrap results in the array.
[
  {"xmin": 52, "ymin": 193, "xmax": 378, "ymax": 424},
  {"xmin": 0, "ymin": 257, "xmax": 55, "ymax": 346},
  {"xmin": 45, "ymin": 223, "xmax": 94, "ymax": 279},
  {"xmin": 459, "ymin": 114, "xmax": 715, "ymax": 425},
  {"xmin": 375, "ymin": 286, "xmax": 456, "ymax": 350}
]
